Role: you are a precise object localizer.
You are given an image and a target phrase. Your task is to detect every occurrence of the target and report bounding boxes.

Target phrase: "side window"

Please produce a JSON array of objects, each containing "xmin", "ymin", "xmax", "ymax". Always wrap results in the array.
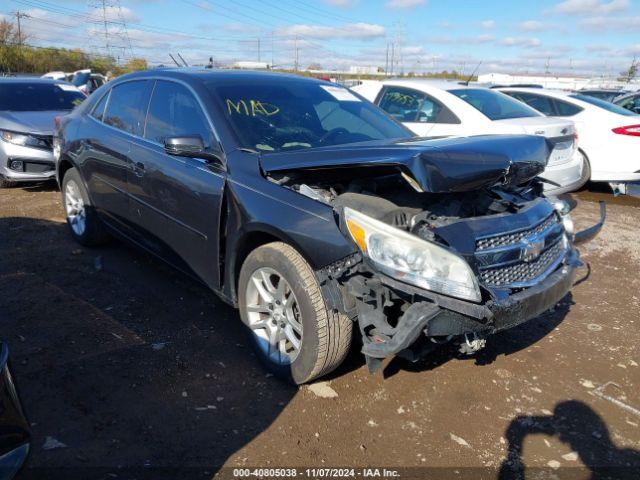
[
  {"xmin": 103, "ymin": 80, "xmax": 150, "ymax": 135},
  {"xmin": 553, "ymin": 99, "xmax": 583, "ymax": 116},
  {"xmin": 144, "ymin": 81, "xmax": 212, "ymax": 145},
  {"xmin": 618, "ymin": 95, "xmax": 640, "ymax": 112},
  {"xmin": 378, "ymin": 86, "xmax": 458, "ymax": 124},
  {"xmin": 510, "ymin": 92, "xmax": 555, "ymax": 116},
  {"xmin": 91, "ymin": 91, "xmax": 110, "ymax": 121}
]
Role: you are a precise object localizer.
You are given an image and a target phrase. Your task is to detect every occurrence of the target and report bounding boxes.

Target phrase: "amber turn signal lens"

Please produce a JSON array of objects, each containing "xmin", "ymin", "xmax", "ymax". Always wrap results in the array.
[{"xmin": 346, "ymin": 219, "xmax": 367, "ymax": 252}]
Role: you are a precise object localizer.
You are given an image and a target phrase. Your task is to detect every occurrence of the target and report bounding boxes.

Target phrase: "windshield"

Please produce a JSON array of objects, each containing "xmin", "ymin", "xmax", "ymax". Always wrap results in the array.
[
  {"xmin": 570, "ymin": 94, "xmax": 639, "ymax": 116},
  {"xmin": 0, "ymin": 82, "xmax": 85, "ymax": 111},
  {"xmin": 449, "ymin": 88, "xmax": 542, "ymax": 120},
  {"xmin": 207, "ymin": 80, "xmax": 411, "ymax": 152},
  {"xmin": 72, "ymin": 72, "xmax": 90, "ymax": 87}
]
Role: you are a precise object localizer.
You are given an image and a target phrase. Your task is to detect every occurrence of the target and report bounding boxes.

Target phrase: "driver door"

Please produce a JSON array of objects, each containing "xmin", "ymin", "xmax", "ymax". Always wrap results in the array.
[{"xmin": 127, "ymin": 79, "xmax": 226, "ymax": 289}]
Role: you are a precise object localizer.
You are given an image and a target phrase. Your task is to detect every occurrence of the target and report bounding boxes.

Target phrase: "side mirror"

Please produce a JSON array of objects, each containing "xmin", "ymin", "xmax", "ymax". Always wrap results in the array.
[{"xmin": 163, "ymin": 135, "xmax": 222, "ymax": 163}]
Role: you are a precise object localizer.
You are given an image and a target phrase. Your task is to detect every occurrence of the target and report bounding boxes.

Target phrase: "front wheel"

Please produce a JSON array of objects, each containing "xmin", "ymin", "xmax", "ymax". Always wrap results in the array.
[
  {"xmin": 62, "ymin": 168, "xmax": 110, "ymax": 246},
  {"xmin": 238, "ymin": 242, "xmax": 352, "ymax": 384},
  {"xmin": 0, "ymin": 178, "xmax": 17, "ymax": 188}
]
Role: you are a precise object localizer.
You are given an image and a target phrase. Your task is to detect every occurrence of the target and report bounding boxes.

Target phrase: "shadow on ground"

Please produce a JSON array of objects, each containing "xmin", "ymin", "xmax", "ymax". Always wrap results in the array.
[
  {"xmin": 1, "ymin": 217, "xmax": 297, "ymax": 479},
  {"xmin": 379, "ymin": 292, "xmax": 573, "ymax": 379},
  {"xmin": 499, "ymin": 400, "xmax": 640, "ymax": 480}
]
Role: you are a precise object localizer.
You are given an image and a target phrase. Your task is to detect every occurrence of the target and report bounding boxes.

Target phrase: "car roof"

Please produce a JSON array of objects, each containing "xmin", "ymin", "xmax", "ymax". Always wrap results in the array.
[
  {"xmin": 381, "ymin": 78, "xmax": 473, "ymax": 92},
  {"xmin": 499, "ymin": 87, "xmax": 571, "ymax": 96},
  {"xmin": 119, "ymin": 68, "xmax": 331, "ymax": 87},
  {"xmin": 579, "ymin": 88, "xmax": 626, "ymax": 93},
  {"xmin": 0, "ymin": 77, "xmax": 71, "ymax": 85},
  {"xmin": 614, "ymin": 91, "xmax": 640, "ymax": 100}
]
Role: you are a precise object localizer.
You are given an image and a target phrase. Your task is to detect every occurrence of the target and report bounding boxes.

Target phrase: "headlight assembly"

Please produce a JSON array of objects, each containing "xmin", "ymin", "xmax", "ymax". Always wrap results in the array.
[
  {"xmin": 1, "ymin": 130, "xmax": 48, "ymax": 149},
  {"xmin": 343, "ymin": 207, "xmax": 481, "ymax": 303}
]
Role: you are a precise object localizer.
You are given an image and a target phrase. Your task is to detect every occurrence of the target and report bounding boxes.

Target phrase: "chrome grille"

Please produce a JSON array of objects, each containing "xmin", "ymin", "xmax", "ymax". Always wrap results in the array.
[
  {"xmin": 479, "ymin": 240, "xmax": 565, "ymax": 287},
  {"xmin": 476, "ymin": 214, "xmax": 558, "ymax": 251}
]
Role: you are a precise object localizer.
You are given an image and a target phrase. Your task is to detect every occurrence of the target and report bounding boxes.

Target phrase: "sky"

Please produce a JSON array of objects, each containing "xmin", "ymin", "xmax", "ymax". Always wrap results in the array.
[{"xmin": 3, "ymin": 0, "xmax": 640, "ymax": 77}]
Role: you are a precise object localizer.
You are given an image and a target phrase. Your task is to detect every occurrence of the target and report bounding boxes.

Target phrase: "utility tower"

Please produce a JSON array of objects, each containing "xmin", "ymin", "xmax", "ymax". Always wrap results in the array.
[{"xmin": 87, "ymin": 0, "xmax": 134, "ymax": 64}]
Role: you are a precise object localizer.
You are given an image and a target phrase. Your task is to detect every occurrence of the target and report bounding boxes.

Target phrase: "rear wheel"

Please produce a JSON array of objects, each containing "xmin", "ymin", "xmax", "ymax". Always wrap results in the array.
[
  {"xmin": 62, "ymin": 168, "xmax": 110, "ymax": 246},
  {"xmin": 238, "ymin": 242, "xmax": 352, "ymax": 384}
]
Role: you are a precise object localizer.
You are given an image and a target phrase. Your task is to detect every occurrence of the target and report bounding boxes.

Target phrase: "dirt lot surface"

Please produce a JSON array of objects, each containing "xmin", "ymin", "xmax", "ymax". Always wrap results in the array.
[{"xmin": 1, "ymin": 183, "xmax": 639, "ymax": 479}]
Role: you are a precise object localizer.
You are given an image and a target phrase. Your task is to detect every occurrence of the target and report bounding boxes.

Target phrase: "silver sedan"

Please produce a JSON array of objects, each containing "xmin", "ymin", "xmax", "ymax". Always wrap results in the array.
[{"xmin": 0, "ymin": 78, "xmax": 85, "ymax": 188}]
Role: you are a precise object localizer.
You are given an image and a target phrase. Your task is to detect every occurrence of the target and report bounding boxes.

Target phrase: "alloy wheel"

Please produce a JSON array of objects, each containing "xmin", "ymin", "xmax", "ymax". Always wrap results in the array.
[
  {"xmin": 244, "ymin": 267, "xmax": 303, "ymax": 365},
  {"xmin": 64, "ymin": 180, "xmax": 86, "ymax": 236}
]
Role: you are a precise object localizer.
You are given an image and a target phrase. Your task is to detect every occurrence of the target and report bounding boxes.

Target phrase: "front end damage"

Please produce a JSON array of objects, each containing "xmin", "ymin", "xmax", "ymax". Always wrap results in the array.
[{"xmin": 261, "ymin": 135, "xmax": 606, "ymax": 372}]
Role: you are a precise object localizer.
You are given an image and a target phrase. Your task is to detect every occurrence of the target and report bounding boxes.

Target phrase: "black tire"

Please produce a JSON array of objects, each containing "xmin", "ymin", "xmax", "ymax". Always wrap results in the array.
[
  {"xmin": 238, "ymin": 242, "xmax": 352, "ymax": 384},
  {"xmin": 0, "ymin": 178, "xmax": 17, "ymax": 188},
  {"xmin": 61, "ymin": 167, "xmax": 110, "ymax": 246}
]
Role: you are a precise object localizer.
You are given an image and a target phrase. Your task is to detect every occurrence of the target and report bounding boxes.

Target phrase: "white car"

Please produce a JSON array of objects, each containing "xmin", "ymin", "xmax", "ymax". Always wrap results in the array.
[
  {"xmin": 353, "ymin": 80, "xmax": 585, "ymax": 195},
  {"xmin": 499, "ymin": 88, "xmax": 640, "ymax": 183}
]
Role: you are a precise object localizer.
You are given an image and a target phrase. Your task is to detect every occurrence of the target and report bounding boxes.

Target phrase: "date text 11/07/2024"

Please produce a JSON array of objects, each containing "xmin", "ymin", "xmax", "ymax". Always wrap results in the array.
[{"xmin": 232, "ymin": 468, "xmax": 401, "ymax": 478}]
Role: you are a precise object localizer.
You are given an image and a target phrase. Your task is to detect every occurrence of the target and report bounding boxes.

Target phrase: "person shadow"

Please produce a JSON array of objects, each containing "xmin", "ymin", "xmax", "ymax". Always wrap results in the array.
[{"xmin": 499, "ymin": 400, "xmax": 640, "ymax": 480}]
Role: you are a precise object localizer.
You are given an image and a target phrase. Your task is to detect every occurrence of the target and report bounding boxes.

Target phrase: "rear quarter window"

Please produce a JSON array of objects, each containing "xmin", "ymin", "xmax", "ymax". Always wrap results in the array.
[
  {"xmin": 553, "ymin": 99, "xmax": 583, "ymax": 116},
  {"xmin": 449, "ymin": 88, "xmax": 541, "ymax": 120},
  {"xmin": 91, "ymin": 91, "xmax": 110, "ymax": 121}
]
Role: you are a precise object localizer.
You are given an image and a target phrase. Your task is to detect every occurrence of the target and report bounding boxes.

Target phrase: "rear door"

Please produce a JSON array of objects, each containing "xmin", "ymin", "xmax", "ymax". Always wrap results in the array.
[
  {"xmin": 376, "ymin": 85, "xmax": 461, "ymax": 137},
  {"xmin": 82, "ymin": 80, "xmax": 151, "ymax": 230},
  {"xmin": 127, "ymin": 79, "xmax": 225, "ymax": 289}
]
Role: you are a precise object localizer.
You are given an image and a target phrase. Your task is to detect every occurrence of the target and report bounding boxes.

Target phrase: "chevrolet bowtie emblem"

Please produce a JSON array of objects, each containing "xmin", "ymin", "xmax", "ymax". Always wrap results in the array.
[{"xmin": 522, "ymin": 237, "xmax": 545, "ymax": 262}]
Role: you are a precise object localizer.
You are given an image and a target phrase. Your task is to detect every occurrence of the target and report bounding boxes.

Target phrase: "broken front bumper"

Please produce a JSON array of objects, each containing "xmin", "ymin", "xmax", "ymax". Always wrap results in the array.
[
  {"xmin": 341, "ymin": 203, "xmax": 606, "ymax": 365},
  {"xmin": 363, "ymin": 249, "xmax": 579, "ymax": 359}
]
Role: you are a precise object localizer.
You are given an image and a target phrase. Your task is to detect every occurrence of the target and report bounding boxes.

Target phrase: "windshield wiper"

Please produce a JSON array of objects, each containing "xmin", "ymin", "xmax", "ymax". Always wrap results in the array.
[{"xmin": 239, "ymin": 147, "xmax": 260, "ymax": 154}]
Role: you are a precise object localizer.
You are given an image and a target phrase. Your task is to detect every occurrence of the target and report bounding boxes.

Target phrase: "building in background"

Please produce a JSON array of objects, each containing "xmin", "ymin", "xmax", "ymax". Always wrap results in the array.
[{"xmin": 478, "ymin": 72, "xmax": 640, "ymax": 91}]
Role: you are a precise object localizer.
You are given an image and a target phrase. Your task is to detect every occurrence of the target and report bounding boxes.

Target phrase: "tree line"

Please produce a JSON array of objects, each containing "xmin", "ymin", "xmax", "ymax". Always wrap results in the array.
[{"xmin": 0, "ymin": 19, "xmax": 147, "ymax": 76}]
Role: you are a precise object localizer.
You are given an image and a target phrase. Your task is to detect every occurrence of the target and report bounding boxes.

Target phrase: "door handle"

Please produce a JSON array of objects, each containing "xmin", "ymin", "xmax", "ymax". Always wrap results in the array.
[{"xmin": 133, "ymin": 162, "xmax": 145, "ymax": 177}]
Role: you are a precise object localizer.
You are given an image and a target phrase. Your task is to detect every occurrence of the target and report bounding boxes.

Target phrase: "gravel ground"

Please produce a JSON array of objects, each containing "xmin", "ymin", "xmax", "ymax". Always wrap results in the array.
[{"xmin": 1, "ymin": 182, "xmax": 639, "ymax": 480}]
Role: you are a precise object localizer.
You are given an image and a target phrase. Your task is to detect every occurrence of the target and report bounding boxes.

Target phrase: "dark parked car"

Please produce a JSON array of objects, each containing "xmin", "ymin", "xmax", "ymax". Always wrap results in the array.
[
  {"xmin": 614, "ymin": 92, "xmax": 640, "ymax": 114},
  {"xmin": 0, "ymin": 78, "xmax": 85, "ymax": 188},
  {"xmin": 54, "ymin": 70, "xmax": 604, "ymax": 383},
  {"xmin": 578, "ymin": 89, "xmax": 629, "ymax": 103},
  {"xmin": 0, "ymin": 343, "xmax": 30, "ymax": 479}
]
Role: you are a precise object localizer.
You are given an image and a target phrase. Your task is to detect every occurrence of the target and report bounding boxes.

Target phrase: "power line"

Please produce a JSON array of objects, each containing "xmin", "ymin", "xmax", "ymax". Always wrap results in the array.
[{"xmin": 10, "ymin": 10, "xmax": 31, "ymax": 71}]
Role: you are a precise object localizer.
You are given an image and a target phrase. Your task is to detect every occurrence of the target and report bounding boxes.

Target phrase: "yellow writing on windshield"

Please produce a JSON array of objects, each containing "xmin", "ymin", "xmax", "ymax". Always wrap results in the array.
[
  {"xmin": 386, "ymin": 92, "xmax": 419, "ymax": 108},
  {"xmin": 226, "ymin": 99, "xmax": 280, "ymax": 117}
]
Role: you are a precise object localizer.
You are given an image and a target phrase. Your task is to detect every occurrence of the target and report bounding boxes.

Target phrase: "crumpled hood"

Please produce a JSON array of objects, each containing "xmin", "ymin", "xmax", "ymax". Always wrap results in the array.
[
  {"xmin": 0, "ymin": 110, "xmax": 67, "ymax": 136},
  {"xmin": 259, "ymin": 134, "xmax": 550, "ymax": 193}
]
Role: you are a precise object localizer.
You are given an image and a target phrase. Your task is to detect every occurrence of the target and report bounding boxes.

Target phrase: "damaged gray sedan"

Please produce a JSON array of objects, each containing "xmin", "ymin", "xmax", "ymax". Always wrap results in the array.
[{"xmin": 55, "ymin": 70, "xmax": 605, "ymax": 384}]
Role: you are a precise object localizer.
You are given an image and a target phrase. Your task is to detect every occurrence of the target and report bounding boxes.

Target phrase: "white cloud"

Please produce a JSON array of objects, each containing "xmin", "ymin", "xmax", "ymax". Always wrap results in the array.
[
  {"xmin": 519, "ymin": 20, "xmax": 547, "ymax": 31},
  {"xmin": 385, "ymin": 0, "xmax": 427, "ymax": 9},
  {"xmin": 552, "ymin": 0, "xmax": 629, "ymax": 15},
  {"xmin": 322, "ymin": 0, "xmax": 358, "ymax": 6},
  {"xmin": 277, "ymin": 22, "xmax": 385, "ymax": 39},
  {"xmin": 402, "ymin": 45, "xmax": 425, "ymax": 55},
  {"xmin": 481, "ymin": 20, "xmax": 495, "ymax": 29},
  {"xmin": 579, "ymin": 15, "xmax": 640, "ymax": 31},
  {"xmin": 477, "ymin": 34, "xmax": 495, "ymax": 43},
  {"xmin": 429, "ymin": 34, "xmax": 494, "ymax": 45},
  {"xmin": 499, "ymin": 37, "xmax": 542, "ymax": 48}
]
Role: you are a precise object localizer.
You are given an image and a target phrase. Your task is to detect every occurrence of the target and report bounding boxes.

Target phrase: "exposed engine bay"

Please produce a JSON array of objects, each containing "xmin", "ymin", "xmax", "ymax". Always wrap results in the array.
[
  {"xmin": 282, "ymin": 170, "xmax": 544, "ymax": 241},
  {"xmin": 261, "ymin": 136, "xmax": 606, "ymax": 373}
]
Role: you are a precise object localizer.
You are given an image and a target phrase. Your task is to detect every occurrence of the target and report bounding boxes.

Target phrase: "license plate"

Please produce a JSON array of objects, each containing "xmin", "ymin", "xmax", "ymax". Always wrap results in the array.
[{"xmin": 549, "ymin": 140, "xmax": 574, "ymax": 166}]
